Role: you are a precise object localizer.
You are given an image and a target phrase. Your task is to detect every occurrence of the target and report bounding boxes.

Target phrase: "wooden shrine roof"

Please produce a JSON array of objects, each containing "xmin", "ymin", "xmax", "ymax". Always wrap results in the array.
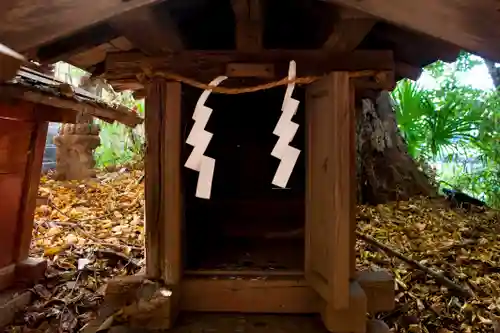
[
  {"xmin": 0, "ymin": 0, "xmax": 498, "ymax": 95},
  {"xmin": 0, "ymin": 66, "xmax": 143, "ymax": 127}
]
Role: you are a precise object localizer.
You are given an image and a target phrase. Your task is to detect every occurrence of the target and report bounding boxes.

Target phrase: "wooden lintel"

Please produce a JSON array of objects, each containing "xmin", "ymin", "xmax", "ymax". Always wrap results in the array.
[
  {"xmin": 109, "ymin": 5, "xmax": 183, "ymax": 55},
  {"xmin": 323, "ymin": 8, "xmax": 376, "ymax": 52},
  {"xmin": 0, "ymin": 0, "xmax": 164, "ymax": 52},
  {"xmin": 231, "ymin": 0, "xmax": 263, "ymax": 52},
  {"xmin": 104, "ymin": 50, "xmax": 394, "ymax": 81},
  {"xmin": 226, "ymin": 63, "xmax": 274, "ymax": 78},
  {"xmin": 325, "ymin": 0, "xmax": 500, "ymax": 62}
]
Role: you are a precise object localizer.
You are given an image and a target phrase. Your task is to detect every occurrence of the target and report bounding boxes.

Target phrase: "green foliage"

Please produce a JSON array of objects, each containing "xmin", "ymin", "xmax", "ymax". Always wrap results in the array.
[
  {"xmin": 392, "ymin": 53, "xmax": 500, "ymax": 207},
  {"xmin": 94, "ymin": 92, "xmax": 145, "ymax": 168}
]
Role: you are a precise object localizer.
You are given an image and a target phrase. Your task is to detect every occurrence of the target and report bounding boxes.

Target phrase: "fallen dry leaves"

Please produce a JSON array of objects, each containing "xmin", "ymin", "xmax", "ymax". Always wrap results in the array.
[{"xmin": 6, "ymin": 170, "xmax": 500, "ymax": 333}]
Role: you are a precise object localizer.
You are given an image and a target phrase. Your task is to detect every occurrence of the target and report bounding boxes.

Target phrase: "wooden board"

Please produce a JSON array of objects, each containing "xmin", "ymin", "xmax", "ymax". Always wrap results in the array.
[
  {"xmin": 305, "ymin": 72, "xmax": 353, "ymax": 311},
  {"xmin": 181, "ymin": 277, "xmax": 320, "ymax": 313}
]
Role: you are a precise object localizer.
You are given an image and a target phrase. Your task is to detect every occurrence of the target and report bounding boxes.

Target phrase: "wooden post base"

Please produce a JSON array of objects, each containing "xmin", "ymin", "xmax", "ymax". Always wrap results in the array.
[{"xmin": 321, "ymin": 281, "xmax": 367, "ymax": 333}]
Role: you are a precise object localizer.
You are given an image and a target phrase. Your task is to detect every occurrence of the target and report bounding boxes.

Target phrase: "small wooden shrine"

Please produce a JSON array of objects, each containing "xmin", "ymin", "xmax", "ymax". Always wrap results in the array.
[
  {"xmin": 0, "ymin": 52, "xmax": 141, "ymax": 306},
  {"xmin": 1, "ymin": 1, "xmax": 499, "ymax": 332}
]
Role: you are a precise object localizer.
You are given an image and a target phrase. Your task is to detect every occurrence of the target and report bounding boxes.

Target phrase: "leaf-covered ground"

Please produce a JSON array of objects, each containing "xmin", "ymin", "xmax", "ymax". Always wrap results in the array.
[{"xmin": 7, "ymin": 170, "xmax": 500, "ymax": 333}]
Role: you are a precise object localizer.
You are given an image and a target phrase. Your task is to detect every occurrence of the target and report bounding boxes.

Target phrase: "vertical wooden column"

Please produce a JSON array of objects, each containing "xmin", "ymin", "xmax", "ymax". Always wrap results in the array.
[
  {"xmin": 144, "ymin": 79, "xmax": 182, "ymax": 284},
  {"xmin": 14, "ymin": 119, "xmax": 49, "ymax": 262},
  {"xmin": 307, "ymin": 72, "xmax": 365, "ymax": 333}
]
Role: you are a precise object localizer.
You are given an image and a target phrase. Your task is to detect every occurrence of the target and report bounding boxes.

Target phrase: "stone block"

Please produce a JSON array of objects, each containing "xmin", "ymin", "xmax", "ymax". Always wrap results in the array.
[{"xmin": 357, "ymin": 270, "xmax": 395, "ymax": 313}]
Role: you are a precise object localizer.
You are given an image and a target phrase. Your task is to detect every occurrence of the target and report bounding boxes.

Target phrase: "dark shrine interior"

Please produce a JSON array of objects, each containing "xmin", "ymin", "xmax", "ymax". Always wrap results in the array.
[{"xmin": 182, "ymin": 84, "xmax": 306, "ymax": 273}]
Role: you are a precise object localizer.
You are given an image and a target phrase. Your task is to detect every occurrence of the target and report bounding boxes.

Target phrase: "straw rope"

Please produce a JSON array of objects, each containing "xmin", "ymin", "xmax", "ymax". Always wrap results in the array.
[{"xmin": 136, "ymin": 66, "xmax": 384, "ymax": 94}]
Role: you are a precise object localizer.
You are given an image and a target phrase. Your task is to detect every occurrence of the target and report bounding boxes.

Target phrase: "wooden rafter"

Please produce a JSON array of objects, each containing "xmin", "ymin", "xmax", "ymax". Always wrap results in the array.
[
  {"xmin": 231, "ymin": 0, "xmax": 263, "ymax": 52},
  {"xmin": 324, "ymin": 0, "xmax": 500, "ymax": 62},
  {"xmin": 322, "ymin": 8, "xmax": 376, "ymax": 52},
  {"xmin": 0, "ymin": 0, "xmax": 165, "ymax": 52},
  {"xmin": 109, "ymin": 5, "xmax": 184, "ymax": 55}
]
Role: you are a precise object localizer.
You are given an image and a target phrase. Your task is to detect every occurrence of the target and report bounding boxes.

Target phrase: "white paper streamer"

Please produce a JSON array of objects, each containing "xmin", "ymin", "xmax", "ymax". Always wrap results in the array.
[
  {"xmin": 185, "ymin": 76, "xmax": 227, "ymax": 199},
  {"xmin": 271, "ymin": 60, "xmax": 301, "ymax": 188}
]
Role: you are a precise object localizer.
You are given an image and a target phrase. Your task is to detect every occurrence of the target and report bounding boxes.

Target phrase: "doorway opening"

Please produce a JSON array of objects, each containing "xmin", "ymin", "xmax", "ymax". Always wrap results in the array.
[{"xmin": 182, "ymin": 85, "xmax": 306, "ymax": 274}]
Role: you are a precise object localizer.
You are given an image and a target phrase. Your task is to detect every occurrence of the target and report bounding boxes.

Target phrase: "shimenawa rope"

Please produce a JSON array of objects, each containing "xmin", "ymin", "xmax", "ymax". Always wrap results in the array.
[{"xmin": 136, "ymin": 66, "xmax": 383, "ymax": 95}]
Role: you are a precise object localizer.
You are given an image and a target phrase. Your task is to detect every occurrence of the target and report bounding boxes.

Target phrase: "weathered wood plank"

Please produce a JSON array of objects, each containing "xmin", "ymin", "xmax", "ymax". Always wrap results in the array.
[
  {"xmin": 0, "ymin": 0, "xmax": 165, "ymax": 52},
  {"xmin": 231, "ymin": 0, "xmax": 263, "ymax": 52},
  {"xmin": 104, "ymin": 50, "xmax": 394, "ymax": 81},
  {"xmin": 325, "ymin": 0, "xmax": 500, "ymax": 62},
  {"xmin": 14, "ymin": 120, "xmax": 49, "ymax": 262},
  {"xmin": 109, "ymin": 5, "xmax": 183, "ymax": 55}
]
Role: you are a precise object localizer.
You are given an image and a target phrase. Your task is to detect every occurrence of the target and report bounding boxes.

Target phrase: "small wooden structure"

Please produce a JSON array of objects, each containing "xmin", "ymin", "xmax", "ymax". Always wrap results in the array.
[
  {"xmin": 1, "ymin": 0, "xmax": 500, "ymax": 332},
  {"xmin": 0, "ymin": 66, "xmax": 142, "ymax": 292}
]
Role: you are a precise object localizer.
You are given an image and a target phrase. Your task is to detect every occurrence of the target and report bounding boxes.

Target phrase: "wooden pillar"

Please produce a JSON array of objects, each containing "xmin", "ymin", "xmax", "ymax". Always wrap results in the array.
[
  {"xmin": 144, "ymin": 79, "xmax": 182, "ymax": 284},
  {"xmin": 14, "ymin": 119, "xmax": 48, "ymax": 262},
  {"xmin": 306, "ymin": 72, "xmax": 364, "ymax": 333}
]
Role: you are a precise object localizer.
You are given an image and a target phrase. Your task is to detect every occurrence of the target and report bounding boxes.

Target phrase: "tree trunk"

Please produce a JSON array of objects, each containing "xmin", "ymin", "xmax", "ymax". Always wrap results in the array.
[
  {"xmin": 356, "ymin": 91, "xmax": 435, "ymax": 204},
  {"xmin": 484, "ymin": 60, "xmax": 500, "ymax": 88}
]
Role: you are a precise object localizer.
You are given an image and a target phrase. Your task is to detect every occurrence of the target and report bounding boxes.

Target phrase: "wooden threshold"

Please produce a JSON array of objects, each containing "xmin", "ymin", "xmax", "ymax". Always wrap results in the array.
[
  {"xmin": 181, "ymin": 276, "xmax": 320, "ymax": 313},
  {"xmin": 184, "ymin": 269, "xmax": 304, "ymax": 277}
]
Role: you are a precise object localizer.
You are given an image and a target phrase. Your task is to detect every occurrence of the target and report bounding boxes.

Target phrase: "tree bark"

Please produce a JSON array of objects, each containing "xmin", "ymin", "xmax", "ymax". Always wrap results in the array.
[{"xmin": 356, "ymin": 91, "xmax": 435, "ymax": 204}]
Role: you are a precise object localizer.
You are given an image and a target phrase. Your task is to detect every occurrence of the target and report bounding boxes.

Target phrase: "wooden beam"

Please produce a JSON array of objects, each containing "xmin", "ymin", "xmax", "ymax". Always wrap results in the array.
[
  {"xmin": 36, "ymin": 23, "xmax": 120, "ymax": 63},
  {"xmin": 0, "ymin": 99, "xmax": 77, "ymax": 123},
  {"xmin": 231, "ymin": 0, "xmax": 263, "ymax": 52},
  {"xmin": 104, "ymin": 50, "xmax": 395, "ymax": 82},
  {"xmin": 0, "ymin": 0, "xmax": 165, "ymax": 52},
  {"xmin": 109, "ymin": 5, "xmax": 183, "ymax": 55},
  {"xmin": 371, "ymin": 23, "xmax": 461, "ymax": 66},
  {"xmin": 0, "ymin": 43, "xmax": 26, "ymax": 82},
  {"xmin": 395, "ymin": 62, "xmax": 422, "ymax": 81},
  {"xmin": 0, "ymin": 85, "xmax": 142, "ymax": 127},
  {"xmin": 323, "ymin": 0, "xmax": 500, "ymax": 62},
  {"xmin": 323, "ymin": 8, "xmax": 376, "ymax": 52}
]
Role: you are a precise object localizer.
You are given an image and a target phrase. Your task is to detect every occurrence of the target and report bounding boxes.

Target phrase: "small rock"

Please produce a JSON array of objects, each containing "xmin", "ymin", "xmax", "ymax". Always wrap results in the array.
[{"xmin": 366, "ymin": 319, "xmax": 390, "ymax": 333}]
